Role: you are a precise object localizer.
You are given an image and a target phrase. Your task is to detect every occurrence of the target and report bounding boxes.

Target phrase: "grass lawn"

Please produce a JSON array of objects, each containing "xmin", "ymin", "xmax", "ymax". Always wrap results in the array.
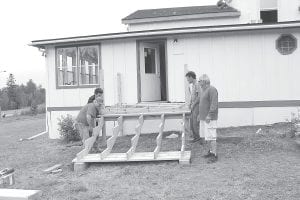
[{"xmin": 0, "ymin": 115, "xmax": 299, "ymax": 200}]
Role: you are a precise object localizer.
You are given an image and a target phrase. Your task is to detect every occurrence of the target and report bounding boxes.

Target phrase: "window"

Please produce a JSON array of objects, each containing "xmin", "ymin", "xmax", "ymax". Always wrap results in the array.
[
  {"xmin": 276, "ymin": 34, "xmax": 297, "ymax": 55},
  {"xmin": 56, "ymin": 45, "xmax": 100, "ymax": 87},
  {"xmin": 260, "ymin": 0, "xmax": 278, "ymax": 23},
  {"xmin": 144, "ymin": 48, "xmax": 156, "ymax": 74},
  {"xmin": 79, "ymin": 46, "xmax": 99, "ymax": 85}
]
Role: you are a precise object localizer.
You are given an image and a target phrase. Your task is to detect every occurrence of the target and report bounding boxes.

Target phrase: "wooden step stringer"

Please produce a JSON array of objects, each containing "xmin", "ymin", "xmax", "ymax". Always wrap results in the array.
[
  {"xmin": 101, "ymin": 116, "xmax": 123, "ymax": 159},
  {"xmin": 126, "ymin": 115, "xmax": 144, "ymax": 159}
]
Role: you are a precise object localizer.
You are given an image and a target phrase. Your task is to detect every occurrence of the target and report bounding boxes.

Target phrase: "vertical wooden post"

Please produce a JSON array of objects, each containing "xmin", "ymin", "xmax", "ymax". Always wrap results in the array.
[
  {"xmin": 154, "ymin": 114, "xmax": 165, "ymax": 159},
  {"xmin": 184, "ymin": 64, "xmax": 190, "ymax": 106},
  {"xmin": 181, "ymin": 113, "xmax": 186, "ymax": 157},
  {"xmin": 119, "ymin": 116, "xmax": 124, "ymax": 136},
  {"xmin": 126, "ymin": 115, "xmax": 144, "ymax": 159},
  {"xmin": 117, "ymin": 73, "xmax": 122, "ymax": 107},
  {"xmin": 180, "ymin": 113, "xmax": 190, "ymax": 165}
]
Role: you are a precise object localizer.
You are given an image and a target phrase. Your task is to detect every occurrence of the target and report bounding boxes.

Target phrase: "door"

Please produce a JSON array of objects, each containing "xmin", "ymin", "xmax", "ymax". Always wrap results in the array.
[{"xmin": 140, "ymin": 42, "xmax": 161, "ymax": 102}]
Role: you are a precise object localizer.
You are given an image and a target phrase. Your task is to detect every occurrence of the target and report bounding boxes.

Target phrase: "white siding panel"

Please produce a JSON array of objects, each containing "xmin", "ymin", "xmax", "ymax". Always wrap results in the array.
[
  {"xmin": 168, "ymin": 29, "xmax": 300, "ymax": 103},
  {"xmin": 102, "ymin": 42, "xmax": 116, "ymax": 106},
  {"xmin": 167, "ymin": 37, "xmax": 186, "ymax": 102},
  {"xmin": 218, "ymin": 108, "xmax": 254, "ymax": 127},
  {"xmin": 278, "ymin": 0, "xmax": 300, "ymax": 22},
  {"xmin": 62, "ymin": 89, "xmax": 80, "ymax": 107},
  {"xmin": 253, "ymin": 107, "xmax": 298, "ymax": 125},
  {"xmin": 79, "ymin": 89, "xmax": 95, "ymax": 106},
  {"xmin": 102, "ymin": 40, "xmax": 138, "ymax": 106},
  {"xmin": 123, "ymin": 41, "xmax": 138, "ymax": 104}
]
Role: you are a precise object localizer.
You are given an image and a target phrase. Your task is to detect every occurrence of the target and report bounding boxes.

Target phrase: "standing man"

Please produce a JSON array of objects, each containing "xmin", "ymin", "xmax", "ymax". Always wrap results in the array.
[
  {"xmin": 88, "ymin": 88, "xmax": 103, "ymax": 104},
  {"xmin": 185, "ymin": 71, "xmax": 201, "ymax": 143},
  {"xmin": 198, "ymin": 74, "xmax": 219, "ymax": 163}
]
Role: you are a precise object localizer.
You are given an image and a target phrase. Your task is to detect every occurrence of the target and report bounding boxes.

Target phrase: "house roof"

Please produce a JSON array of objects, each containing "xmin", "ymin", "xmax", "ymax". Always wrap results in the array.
[
  {"xmin": 30, "ymin": 21, "xmax": 300, "ymax": 48},
  {"xmin": 122, "ymin": 5, "xmax": 239, "ymax": 21}
]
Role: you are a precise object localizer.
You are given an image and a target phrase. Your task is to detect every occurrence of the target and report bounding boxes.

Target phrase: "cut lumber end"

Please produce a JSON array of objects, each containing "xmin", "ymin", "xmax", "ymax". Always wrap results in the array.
[
  {"xmin": 73, "ymin": 162, "xmax": 89, "ymax": 172},
  {"xmin": 0, "ymin": 189, "xmax": 41, "ymax": 200},
  {"xmin": 179, "ymin": 151, "xmax": 191, "ymax": 165}
]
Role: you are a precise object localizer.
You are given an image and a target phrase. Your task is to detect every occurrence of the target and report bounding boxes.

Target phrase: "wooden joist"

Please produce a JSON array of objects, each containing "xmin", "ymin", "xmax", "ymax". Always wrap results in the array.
[
  {"xmin": 154, "ymin": 114, "xmax": 165, "ymax": 159},
  {"xmin": 101, "ymin": 116, "xmax": 123, "ymax": 159},
  {"xmin": 73, "ymin": 151, "xmax": 191, "ymax": 163},
  {"xmin": 76, "ymin": 117, "xmax": 104, "ymax": 160},
  {"xmin": 103, "ymin": 111, "xmax": 190, "ymax": 121},
  {"xmin": 126, "ymin": 115, "xmax": 144, "ymax": 159}
]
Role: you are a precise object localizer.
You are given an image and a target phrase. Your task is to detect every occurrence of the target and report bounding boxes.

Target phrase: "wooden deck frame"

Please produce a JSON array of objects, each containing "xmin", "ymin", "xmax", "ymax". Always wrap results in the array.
[
  {"xmin": 73, "ymin": 111, "xmax": 191, "ymax": 171},
  {"xmin": 76, "ymin": 117, "xmax": 104, "ymax": 160}
]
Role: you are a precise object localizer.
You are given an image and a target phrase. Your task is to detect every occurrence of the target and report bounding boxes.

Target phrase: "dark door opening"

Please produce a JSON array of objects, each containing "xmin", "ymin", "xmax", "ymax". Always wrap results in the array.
[{"xmin": 261, "ymin": 10, "xmax": 278, "ymax": 23}]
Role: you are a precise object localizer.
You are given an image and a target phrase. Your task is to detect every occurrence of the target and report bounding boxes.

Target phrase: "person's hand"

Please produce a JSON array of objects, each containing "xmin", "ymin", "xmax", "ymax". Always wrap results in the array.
[
  {"xmin": 205, "ymin": 116, "xmax": 211, "ymax": 124},
  {"xmin": 197, "ymin": 115, "xmax": 200, "ymax": 122},
  {"xmin": 88, "ymin": 127, "xmax": 93, "ymax": 135}
]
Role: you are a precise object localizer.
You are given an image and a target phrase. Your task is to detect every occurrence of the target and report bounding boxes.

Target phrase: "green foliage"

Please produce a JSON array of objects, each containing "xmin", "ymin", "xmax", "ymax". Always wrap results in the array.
[
  {"xmin": 20, "ymin": 104, "xmax": 46, "ymax": 116},
  {"xmin": 0, "ymin": 74, "xmax": 45, "ymax": 111},
  {"xmin": 57, "ymin": 115, "xmax": 81, "ymax": 142}
]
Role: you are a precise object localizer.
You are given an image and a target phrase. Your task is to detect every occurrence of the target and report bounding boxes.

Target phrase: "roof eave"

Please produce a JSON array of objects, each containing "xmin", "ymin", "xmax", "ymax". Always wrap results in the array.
[
  {"xmin": 30, "ymin": 21, "xmax": 300, "ymax": 48},
  {"xmin": 122, "ymin": 11, "xmax": 241, "ymax": 25}
]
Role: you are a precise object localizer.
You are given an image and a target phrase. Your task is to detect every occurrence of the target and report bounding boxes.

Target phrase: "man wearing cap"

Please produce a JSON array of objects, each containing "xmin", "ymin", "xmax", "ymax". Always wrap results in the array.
[
  {"xmin": 185, "ymin": 71, "xmax": 201, "ymax": 143},
  {"xmin": 76, "ymin": 96, "xmax": 105, "ymax": 146},
  {"xmin": 198, "ymin": 74, "xmax": 219, "ymax": 163}
]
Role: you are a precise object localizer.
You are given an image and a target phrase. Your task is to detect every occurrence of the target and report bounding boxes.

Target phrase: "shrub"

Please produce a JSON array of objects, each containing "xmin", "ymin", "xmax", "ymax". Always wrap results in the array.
[
  {"xmin": 20, "ymin": 104, "xmax": 45, "ymax": 116},
  {"xmin": 57, "ymin": 114, "xmax": 81, "ymax": 142},
  {"xmin": 30, "ymin": 100, "xmax": 38, "ymax": 115}
]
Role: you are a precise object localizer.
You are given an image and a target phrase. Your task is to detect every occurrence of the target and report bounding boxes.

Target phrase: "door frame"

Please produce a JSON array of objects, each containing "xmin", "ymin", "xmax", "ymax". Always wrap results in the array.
[{"xmin": 136, "ymin": 38, "xmax": 169, "ymax": 103}]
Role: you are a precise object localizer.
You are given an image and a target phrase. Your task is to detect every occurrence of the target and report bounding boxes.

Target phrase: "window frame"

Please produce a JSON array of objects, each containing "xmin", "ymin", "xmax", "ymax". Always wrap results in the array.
[
  {"xmin": 276, "ymin": 34, "xmax": 297, "ymax": 55},
  {"xmin": 55, "ymin": 43, "xmax": 101, "ymax": 89}
]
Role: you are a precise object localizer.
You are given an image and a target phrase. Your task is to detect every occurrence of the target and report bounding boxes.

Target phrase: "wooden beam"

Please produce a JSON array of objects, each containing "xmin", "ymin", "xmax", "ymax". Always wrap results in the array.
[
  {"xmin": 73, "ymin": 151, "xmax": 191, "ymax": 163},
  {"xmin": 103, "ymin": 111, "xmax": 190, "ymax": 121},
  {"xmin": 180, "ymin": 113, "xmax": 186, "ymax": 159},
  {"xmin": 126, "ymin": 115, "xmax": 144, "ymax": 159},
  {"xmin": 76, "ymin": 117, "xmax": 104, "ymax": 161},
  {"xmin": 154, "ymin": 114, "xmax": 165, "ymax": 159},
  {"xmin": 101, "ymin": 116, "xmax": 123, "ymax": 159},
  {"xmin": 0, "ymin": 189, "xmax": 41, "ymax": 200},
  {"xmin": 184, "ymin": 64, "xmax": 190, "ymax": 105}
]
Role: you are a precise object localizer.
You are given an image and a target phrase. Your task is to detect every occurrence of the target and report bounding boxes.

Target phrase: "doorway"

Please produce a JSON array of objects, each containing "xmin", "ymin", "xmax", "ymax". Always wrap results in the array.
[{"xmin": 139, "ymin": 40, "xmax": 167, "ymax": 102}]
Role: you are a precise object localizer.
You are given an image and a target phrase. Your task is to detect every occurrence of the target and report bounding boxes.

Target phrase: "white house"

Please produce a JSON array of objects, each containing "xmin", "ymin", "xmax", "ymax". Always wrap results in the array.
[{"xmin": 31, "ymin": 0, "xmax": 300, "ymax": 139}]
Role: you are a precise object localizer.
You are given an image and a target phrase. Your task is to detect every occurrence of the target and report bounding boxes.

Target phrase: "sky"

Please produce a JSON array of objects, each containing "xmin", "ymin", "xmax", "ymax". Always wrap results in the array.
[{"xmin": 0, "ymin": 0, "xmax": 215, "ymax": 88}]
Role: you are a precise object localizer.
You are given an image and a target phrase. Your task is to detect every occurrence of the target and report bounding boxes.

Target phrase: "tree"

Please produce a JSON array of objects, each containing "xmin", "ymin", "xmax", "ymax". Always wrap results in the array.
[
  {"xmin": 6, "ymin": 74, "xmax": 18, "ymax": 109},
  {"xmin": 25, "ymin": 79, "xmax": 37, "ymax": 106},
  {"xmin": 0, "ymin": 90, "xmax": 9, "ymax": 110}
]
